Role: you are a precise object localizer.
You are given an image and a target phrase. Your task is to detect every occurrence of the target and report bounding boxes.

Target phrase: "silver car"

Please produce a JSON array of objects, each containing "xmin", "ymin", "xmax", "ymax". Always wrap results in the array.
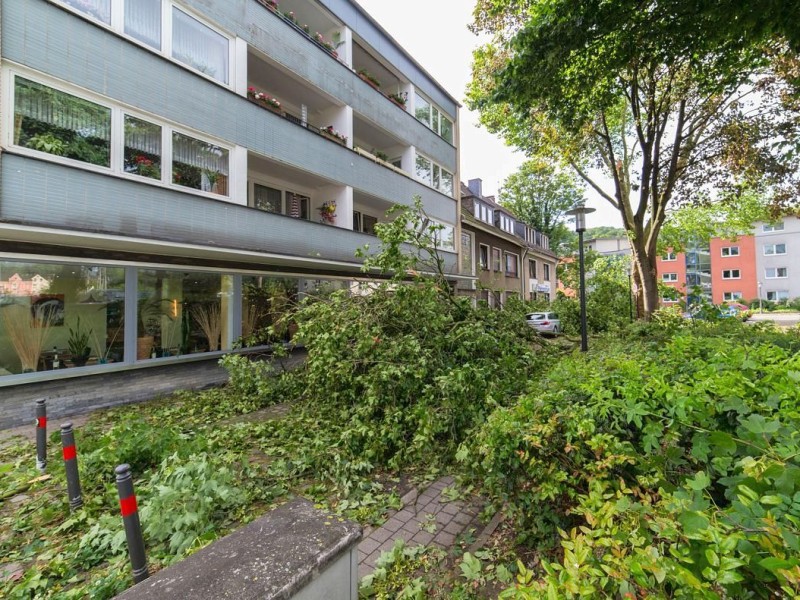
[{"xmin": 526, "ymin": 312, "xmax": 561, "ymax": 334}]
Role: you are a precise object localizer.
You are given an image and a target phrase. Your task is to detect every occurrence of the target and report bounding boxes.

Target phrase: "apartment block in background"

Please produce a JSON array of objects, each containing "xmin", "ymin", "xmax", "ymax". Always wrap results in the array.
[
  {"xmin": 754, "ymin": 216, "xmax": 800, "ymax": 302},
  {"xmin": 458, "ymin": 179, "xmax": 557, "ymax": 306},
  {"xmin": 0, "ymin": 0, "xmax": 459, "ymax": 382}
]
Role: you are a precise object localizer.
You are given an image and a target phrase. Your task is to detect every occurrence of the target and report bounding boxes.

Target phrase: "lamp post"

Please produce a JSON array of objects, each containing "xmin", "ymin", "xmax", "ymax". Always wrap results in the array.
[
  {"xmin": 566, "ymin": 204, "xmax": 596, "ymax": 352},
  {"xmin": 758, "ymin": 281, "xmax": 763, "ymax": 314}
]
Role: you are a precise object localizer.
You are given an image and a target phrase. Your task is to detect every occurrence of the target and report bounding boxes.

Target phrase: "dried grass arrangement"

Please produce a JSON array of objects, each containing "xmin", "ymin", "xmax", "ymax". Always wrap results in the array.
[
  {"xmin": 241, "ymin": 303, "xmax": 261, "ymax": 340},
  {"xmin": 2, "ymin": 304, "xmax": 56, "ymax": 372},
  {"xmin": 191, "ymin": 302, "xmax": 222, "ymax": 352}
]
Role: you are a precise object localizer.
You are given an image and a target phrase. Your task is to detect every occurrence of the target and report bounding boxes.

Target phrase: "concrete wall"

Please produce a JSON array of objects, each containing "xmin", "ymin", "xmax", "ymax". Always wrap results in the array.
[
  {"xmin": 0, "ymin": 358, "xmax": 228, "ymax": 430},
  {"xmin": 754, "ymin": 216, "xmax": 800, "ymax": 301}
]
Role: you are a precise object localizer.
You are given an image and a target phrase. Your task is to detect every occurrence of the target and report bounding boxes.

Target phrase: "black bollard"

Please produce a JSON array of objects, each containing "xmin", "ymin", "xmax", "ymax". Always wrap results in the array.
[
  {"xmin": 35, "ymin": 399, "xmax": 47, "ymax": 472},
  {"xmin": 60, "ymin": 423, "xmax": 83, "ymax": 511},
  {"xmin": 116, "ymin": 464, "xmax": 149, "ymax": 584}
]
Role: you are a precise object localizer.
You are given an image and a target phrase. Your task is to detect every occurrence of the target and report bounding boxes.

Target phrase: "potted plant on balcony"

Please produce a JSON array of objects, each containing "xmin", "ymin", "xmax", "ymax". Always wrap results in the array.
[
  {"xmin": 320, "ymin": 125, "xmax": 347, "ymax": 145},
  {"xmin": 66, "ymin": 316, "xmax": 93, "ymax": 367},
  {"xmin": 387, "ymin": 92, "xmax": 408, "ymax": 110},
  {"xmin": 318, "ymin": 201, "xmax": 337, "ymax": 224},
  {"xmin": 357, "ymin": 69, "xmax": 382, "ymax": 90},
  {"xmin": 247, "ymin": 87, "xmax": 283, "ymax": 115},
  {"xmin": 257, "ymin": 0, "xmax": 279, "ymax": 11}
]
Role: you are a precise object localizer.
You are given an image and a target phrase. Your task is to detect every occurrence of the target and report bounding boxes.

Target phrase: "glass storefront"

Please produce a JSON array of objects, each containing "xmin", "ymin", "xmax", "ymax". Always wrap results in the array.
[
  {"xmin": 0, "ymin": 260, "xmax": 339, "ymax": 379},
  {"xmin": 0, "ymin": 262, "xmax": 125, "ymax": 375}
]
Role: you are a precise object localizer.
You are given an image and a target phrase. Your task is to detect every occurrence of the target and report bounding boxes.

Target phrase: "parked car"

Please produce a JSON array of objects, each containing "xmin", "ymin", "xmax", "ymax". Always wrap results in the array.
[{"xmin": 526, "ymin": 312, "xmax": 561, "ymax": 334}]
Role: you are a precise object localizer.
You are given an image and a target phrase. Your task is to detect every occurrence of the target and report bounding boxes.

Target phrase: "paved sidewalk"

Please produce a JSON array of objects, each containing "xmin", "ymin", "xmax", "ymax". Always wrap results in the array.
[{"xmin": 357, "ymin": 475, "xmax": 482, "ymax": 579}]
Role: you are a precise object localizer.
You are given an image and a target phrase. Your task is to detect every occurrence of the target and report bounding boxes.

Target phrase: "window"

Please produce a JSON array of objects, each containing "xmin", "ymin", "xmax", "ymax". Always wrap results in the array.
[
  {"xmin": 764, "ymin": 243, "xmax": 787, "ymax": 255},
  {"xmin": 125, "ymin": 0, "xmax": 162, "ymax": 49},
  {"xmin": 543, "ymin": 264, "xmax": 551, "ymax": 281},
  {"xmin": 57, "ymin": 1, "xmax": 234, "ymax": 87},
  {"xmin": 763, "ymin": 222, "xmax": 785, "ymax": 232},
  {"xmin": 64, "ymin": 0, "xmax": 110, "ymax": 24},
  {"xmin": 528, "ymin": 260, "xmax": 537, "ymax": 279},
  {"xmin": 767, "ymin": 290, "xmax": 790, "ymax": 301},
  {"xmin": 479, "ymin": 245, "xmax": 489, "ymax": 270},
  {"xmin": 723, "ymin": 292, "xmax": 743, "ymax": 301},
  {"xmin": 505, "ymin": 253, "xmax": 519, "ymax": 277},
  {"xmin": 765, "ymin": 267, "xmax": 788, "ymax": 279},
  {"xmin": 12, "ymin": 73, "xmax": 234, "ymax": 197},
  {"xmin": 414, "ymin": 93, "xmax": 454, "ymax": 143},
  {"xmin": 499, "ymin": 215, "xmax": 514, "ymax": 234},
  {"xmin": 172, "ymin": 132, "xmax": 229, "ymax": 194},
  {"xmin": 662, "ymin": 296, "xmax": 677, "ymax": 303},
  {"xmin": 432, "ymin": 223, "xmax": 455, "ymax": 251},
  {"xmin": 124, "ymin": 115, "xmax": 162, "ymax": 180},
  {"xmin": 475, "ymin": 203, "xmax": 494, "ymax": 225},
  {"xmin": 254, "ymin": 184, "xmax": 282, "ymax": 213},
  {"xmin": 362, "ymin": 215, "xmax": 378, "ymax": 235},
  {"xmin": 722, "ymin": 269, "xmax": 741, "ymax": 279},
  {"xmin": 172, "ymin": 8, "xmax": 230, "ymax": 84},
  {"xmin": 461, "ymin": 232, "xmax": 474, "ymax": 275},
  {"xmin": 492, "ymin": 248, "xmax": 502, "ymax": 272},
  {"xmin": 662, "ymin": 273, "xmax": 678, "ymax": 282},
  {"xmin": 415, "ymin": 153, "xmax": 454, "ymax": 196},
  {"xmin": 721, "ymin": 246, "xmax": 740, "ymax": 257},
  {"xmin": 14, "ymin": 77, "xmax": 111, "ymax": 168},
  {"xmin": 662, "ymin": 252, "xmax": 677, "ymax": 261}
]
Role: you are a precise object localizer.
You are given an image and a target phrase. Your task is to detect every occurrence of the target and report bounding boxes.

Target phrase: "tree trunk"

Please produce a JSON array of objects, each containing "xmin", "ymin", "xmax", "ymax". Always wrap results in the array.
[{"xmin": 630, "ymin": 241, "xmax": 660, "ymax": 321}]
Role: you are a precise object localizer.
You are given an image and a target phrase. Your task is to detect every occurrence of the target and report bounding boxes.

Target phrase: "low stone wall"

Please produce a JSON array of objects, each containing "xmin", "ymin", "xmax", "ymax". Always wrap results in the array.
[
  {"xmin": 115, "ymin": 498, "xmax": 361, "ymax": 600},
  {"xmin": 0, "ymin": 359, "xmax": 228, "ymax": 430},
  {"xmin": 0, "ymin": 350, "xmax": 306, "ymax": 430}
]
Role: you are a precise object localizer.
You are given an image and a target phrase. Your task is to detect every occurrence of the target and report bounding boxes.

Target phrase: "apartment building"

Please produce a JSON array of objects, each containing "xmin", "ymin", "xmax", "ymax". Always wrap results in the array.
[
  {"xmin": 458, "ymin": 179, "xmax": 557, "ymax": 306},
  {"xmin": 709, "ymin": 236, "xmax": 757, "ymax": 304},
  {"xmin": 754, "ymin": 217, "xmax": 800, "ymax": 302},
  {"xmin": 0, "ymin": 0, "xmax": 459, "ymax": 380}
]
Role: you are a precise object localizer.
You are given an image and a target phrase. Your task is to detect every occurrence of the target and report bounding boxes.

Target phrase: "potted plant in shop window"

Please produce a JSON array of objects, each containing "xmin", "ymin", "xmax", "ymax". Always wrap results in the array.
[{"xmin": 66, "ymin": 316, "xmax": 92, "ymax": 367}]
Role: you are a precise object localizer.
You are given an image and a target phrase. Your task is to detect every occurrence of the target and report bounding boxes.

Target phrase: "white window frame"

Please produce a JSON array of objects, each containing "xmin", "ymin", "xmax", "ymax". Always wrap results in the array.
[
  {"xmin": 723, "ymin": 291, "xmax": 743, "ymax": 301},
  {"xmin": 478, "ymin": 244, "xmax": 489, "ymax": 271},
  {"xmin": 249, "ymin": 173, "xmax": 313, "ymax": 219},
  {"xmin": 767, "ymin": 290, "xmax": 790, "ymax": 301},
  {"xmin": 764, "ymin": 243, "xmax": 787, "ymax": 256},
  {"xmin": 722, "ymin": 269, "xmax": 741, "ymax": 280},
  {"xmin": 414, "ymin": 151, "xmax": 454, "ymax": 197},
  {"xmin": 662, "ymin": 273, "xmax": 678, "ymax": 282},
  {"xmin": 413, "ymin": 91, "xmax": 454, "ymax": 143},
  {"xmin": 662, "ymin": 252, "xmax": 677, "ymax": 261},
  {"xmin": 765, "ymin": 267, "xmax": 788, "ymax": 279},
  {"xmin": 52, "ymin": 0, "xmax": 237, "ymax": 89},
  {"xmin": 720, "ymin": 246, "xmax": 740, "ymax": 257},
  {"xmin": 7, "ymin": 67, "xmax": 239, "ymax": 202},
  {"xmin": 763, "ymin": 222, "xmax": 785, "ymax": 232},
  {"xmin": 504, "ymin": 252, "xmax": 520, "ymax": 277}
]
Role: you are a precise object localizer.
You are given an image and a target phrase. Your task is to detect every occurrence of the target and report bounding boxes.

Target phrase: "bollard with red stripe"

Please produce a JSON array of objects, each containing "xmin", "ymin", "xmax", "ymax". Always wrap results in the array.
[
  {"xmin": 116, "ymin": 464, "xmax": 149, "ymax": 583},
  {"xmin": 60, "ymin": 423, "xmax": 83, "ymax": 511},
  {"xmin": 35, "ymin": 399, "xmax": 47, "ymax": 472}
]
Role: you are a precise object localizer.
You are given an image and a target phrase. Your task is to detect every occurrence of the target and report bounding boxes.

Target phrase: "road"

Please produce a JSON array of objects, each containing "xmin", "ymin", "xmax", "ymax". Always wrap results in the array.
[{"xmin": 747, "ymin": 312, "xmax": 800, "ymax": 328}]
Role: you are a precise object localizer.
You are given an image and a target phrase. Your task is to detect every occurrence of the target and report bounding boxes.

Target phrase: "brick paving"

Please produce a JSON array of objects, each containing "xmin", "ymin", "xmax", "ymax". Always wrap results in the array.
[{"xmin": 357, "ymin": 475, "xmax": 483, "ymax": 580}]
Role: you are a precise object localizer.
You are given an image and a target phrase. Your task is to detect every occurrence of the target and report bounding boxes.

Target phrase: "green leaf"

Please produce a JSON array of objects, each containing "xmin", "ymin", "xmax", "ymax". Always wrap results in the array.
[
  {"xmin": 708, "ymin": 431, "xmax": 737, "ymax": 455},
  {"xmin": 686, "ymin": 471, "xmax": 711, "ymax": 491},
  {"xmin": 679, "ymin": 511, "xmax": 710, "ymax": 535},
  {"xmin": 759, "ymin": 557, "xmax": 797, "ymax": 571}
]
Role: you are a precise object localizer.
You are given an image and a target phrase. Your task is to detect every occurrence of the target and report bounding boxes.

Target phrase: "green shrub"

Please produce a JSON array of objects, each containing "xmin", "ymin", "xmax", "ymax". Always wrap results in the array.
[{"xmin": 467, "ymin": 325, "xmax": 800, "ymax": 597}]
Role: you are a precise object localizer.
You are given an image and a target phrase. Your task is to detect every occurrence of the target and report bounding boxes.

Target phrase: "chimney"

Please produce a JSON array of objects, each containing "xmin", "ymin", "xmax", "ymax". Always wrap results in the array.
[{"xmin": 467, "ymin": 178, "xmax": 483, "ymax": 197}]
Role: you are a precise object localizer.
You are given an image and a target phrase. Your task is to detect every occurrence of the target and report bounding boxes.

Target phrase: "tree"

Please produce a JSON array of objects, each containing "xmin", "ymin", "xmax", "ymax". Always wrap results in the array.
[
  {"xmin": 467, "ymin": 0, "xmax": 800, "ymax": 318},
  {"xmin": 498, "ymin": 159, "xmax": 584, "ymax": 255}
]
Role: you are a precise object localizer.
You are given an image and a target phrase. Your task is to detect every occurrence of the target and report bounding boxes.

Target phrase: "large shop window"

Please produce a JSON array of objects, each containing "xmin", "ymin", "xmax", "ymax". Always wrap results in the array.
[
  {"xmin": 0, "ymin": 261, "xmax": 125, "ymax": 375},
  {"xmin": 172, "ymin": 8, "xmax": 230, "ymax": 84},
  {"xmin": 137, "ymin": 269, "xmax": 232, "ymax": 359},
  {"xmin": 11, "ymin": 74, "xmax": 233, "ymax": 197},
  {"xmin": 13, "ymin": 77, "xmax": 111, "ymax": 168}
]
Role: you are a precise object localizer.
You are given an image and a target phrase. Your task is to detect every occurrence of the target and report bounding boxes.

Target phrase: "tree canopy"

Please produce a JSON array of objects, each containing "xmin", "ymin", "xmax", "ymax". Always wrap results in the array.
[
  {"xmin": 498, "ymin": 160, "xmax": 584, "ymax": 255},
  {"xmin": 467, "ymin": 0, "xmax": 800, "ymax": 317}
]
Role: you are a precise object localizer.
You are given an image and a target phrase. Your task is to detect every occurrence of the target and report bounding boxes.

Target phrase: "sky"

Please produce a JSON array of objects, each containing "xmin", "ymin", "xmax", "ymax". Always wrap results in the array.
[{"xmin": 355, "ymin": 0, "xmax": 620, "ymax": 228}]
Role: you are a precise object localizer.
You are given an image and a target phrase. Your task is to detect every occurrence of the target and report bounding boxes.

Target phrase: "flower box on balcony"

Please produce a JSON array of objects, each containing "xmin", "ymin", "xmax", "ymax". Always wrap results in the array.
[
  {"xmin": 319, "ymin": 126, "xmax": 347, "ymax": 146},
  {"xmin": 257, "ymin": 0, "xmax": 279, "ymax": 11},
  {"xmin": 357, "ymin": 70, "xmax": 381, "ymax": 90}
]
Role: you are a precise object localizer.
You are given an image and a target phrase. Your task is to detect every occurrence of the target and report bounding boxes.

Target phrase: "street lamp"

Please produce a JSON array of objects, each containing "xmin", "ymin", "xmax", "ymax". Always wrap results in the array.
[
  {"xmin": 566, "ymin": 203, "xmax": 596, "ymax": 352},
  {"xmin": 758, "ymin": 281, "xmax": 763, "ymax": 314}
]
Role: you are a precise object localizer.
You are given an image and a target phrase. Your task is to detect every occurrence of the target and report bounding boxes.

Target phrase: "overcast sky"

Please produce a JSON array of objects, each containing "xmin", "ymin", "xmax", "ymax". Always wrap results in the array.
[{"xmin": 355, "ymin": 0, "xmax": 620, "ymax": 228}]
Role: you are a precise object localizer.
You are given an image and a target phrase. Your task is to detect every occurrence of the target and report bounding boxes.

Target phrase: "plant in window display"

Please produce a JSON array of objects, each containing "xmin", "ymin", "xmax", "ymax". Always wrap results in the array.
[
  {"xmin": 191, "ymin": 302, "xmax": 222, "ymax": 352},
  {"xmin": 66, "ymin": 316, "xmax": 93, "ymax": 367},
  {"xmin": 1, "ymin": 304, "xmax": 56, "ymax": 373},
  {"xmin": 28, "ymin": 133, "xmax": 66, "ymax": 156}
]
